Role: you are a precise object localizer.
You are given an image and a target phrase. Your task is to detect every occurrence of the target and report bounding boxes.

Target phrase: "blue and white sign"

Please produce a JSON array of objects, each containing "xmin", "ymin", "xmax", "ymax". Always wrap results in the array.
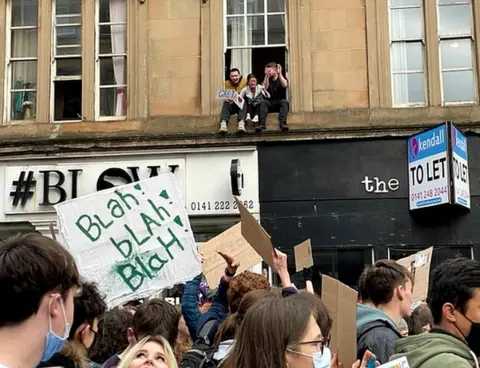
[
  {"xmin": 451, "ymin": 124, "xmax": 470, "ymax": 208},
  {"xmin": 408, "ymin": 124, "xmax": 449, "ymax": 210}
]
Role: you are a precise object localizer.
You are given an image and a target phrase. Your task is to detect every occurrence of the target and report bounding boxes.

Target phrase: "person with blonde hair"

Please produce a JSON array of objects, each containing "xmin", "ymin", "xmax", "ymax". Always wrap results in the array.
[{"xmin": 117, "ymin": 336, "xmax": 177, "ymax": 368}]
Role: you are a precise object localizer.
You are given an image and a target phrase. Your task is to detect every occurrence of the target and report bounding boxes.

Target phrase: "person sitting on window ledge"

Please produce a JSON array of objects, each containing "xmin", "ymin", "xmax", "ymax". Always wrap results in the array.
[
  {"xmin": 219, "ymin": 68, "xmax": 247, "ymax": 134},
  {"xmin": 258, "ymin": 62, "xmax": 289, "ymax": 132},
  {"xmin": 239, "ymin": 73, "xmax": 270, "ymax": 127}
]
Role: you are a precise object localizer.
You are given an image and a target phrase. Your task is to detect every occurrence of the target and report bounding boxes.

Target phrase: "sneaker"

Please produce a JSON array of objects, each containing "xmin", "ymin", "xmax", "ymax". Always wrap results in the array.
[
  {"xmin": 246, "ymin": 113, "xmax": 251, "ymax": 123},
  {"xmin": 238, "ymin": 120, "xmax": 246, "ymax": 133},
  {"xmin": 252, "ymin": 115, "xmax": 259, "ymax": 123},
  {"xmin": 219, "ymin": 121, "xmax": 227, "ymax": 133},
  {"xmin": 280, "ymin": 122, "xmax": 289, "ymax": 132}
]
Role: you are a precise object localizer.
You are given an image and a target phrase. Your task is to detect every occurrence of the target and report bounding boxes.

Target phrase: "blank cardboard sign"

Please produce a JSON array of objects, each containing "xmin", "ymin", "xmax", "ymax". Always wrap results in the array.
[
  {"xmin": 322, "ymin": 275, "xmax": 358, "ymax": 367},
  {"xmin": 294, "ymin": 239, "xmax": 313, "ymax": 272},
  {"xmin": 200, "ymin": 223, "xmax": 263, "ymax": 287},
  {"xmin": 396, "ymin": 247, "xmax": 433, "ymax": 302},
  {"xmin": 234, "ymin": 197, "xmax": 275, "ymax": 267}
]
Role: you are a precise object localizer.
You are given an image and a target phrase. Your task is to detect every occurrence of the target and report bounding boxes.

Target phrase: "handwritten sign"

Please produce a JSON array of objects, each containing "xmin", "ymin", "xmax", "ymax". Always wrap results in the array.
[
  {"xmin": 216, "ymin": 89, "xmax": 245, "ymax": 109},
  {"xmin": 234, "ymin": 197, "xmax": 274, "ymax": 267},
  {"xmin": 55, "ymin": 174, "xmax": 201, "ymax": 307},
  {"xmin": 397, "ymin": 247, "xmax": 433, "ymax": 303},
  {"xmin": 200, "ymin": 223, "xmax": 262, "ymax": 287},
  {"xmin": 294, "ymin": 239, "xmax": 313, "ymax": 272}
]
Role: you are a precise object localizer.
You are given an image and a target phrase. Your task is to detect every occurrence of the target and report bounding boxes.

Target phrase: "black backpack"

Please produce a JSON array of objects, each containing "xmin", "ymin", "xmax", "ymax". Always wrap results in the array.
[{"xmin": 180, "ymin": 320, "xmax": 222, "ymax": 368}]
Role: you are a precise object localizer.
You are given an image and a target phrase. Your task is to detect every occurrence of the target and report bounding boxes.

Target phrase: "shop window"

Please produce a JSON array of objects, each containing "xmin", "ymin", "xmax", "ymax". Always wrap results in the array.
[
  {"xmin": 388, "ymin": 0, "xmax": 426, "ymax": 107},
  {"xmin": 52, "ymin": 0, "xmax": 82, "ymax": 121},
  {"xmin": 96, "ymin": 0, "xmax": 127, "ymax": 119},
  {"xmin": 388, "ymin": 245, "xmax": 473, "ymax": 270},
  {"xmin": 438, "ymin": 0, "xmax": 476, "ymax": 104},
  {"xmin": 5, "ymin": 0, "xmax": 38, "ymax": 122},
  {"xmin": 280, "ymin": 247, "xmax": 373, "ymax": 293},
  {"xmin": 224, "ymin": 0, "xmax": 287, "ymax": 83}
]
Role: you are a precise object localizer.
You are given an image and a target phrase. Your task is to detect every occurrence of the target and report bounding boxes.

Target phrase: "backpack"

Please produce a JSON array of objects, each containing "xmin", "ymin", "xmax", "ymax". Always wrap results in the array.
[{"xmin": 180, "ymin": 320, "xmax": 221, "ymax": 368}]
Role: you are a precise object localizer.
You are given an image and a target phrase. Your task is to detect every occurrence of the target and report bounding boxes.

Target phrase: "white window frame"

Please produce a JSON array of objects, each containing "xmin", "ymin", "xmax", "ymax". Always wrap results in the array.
[
  {"xmin": 437, "ymin": 0, "xmax": 477, "ymax": 105},
  {"xmin": 223, "ymin": 0, "xmax": 288, "ymax": 52},
  {"xmin": 388, "ymin": 0, "xmax": 427, "ymax": 108},
  {"xmin": 95, "ymin": 0, "xmax": 127, "ymax": 121},
  {"xmin": 4, "ymin": 0, "xmax": 38, "ymax": 124},
  {"xmin": 50, "ymin": 0, "xmax": 82, "ymax": 123}
]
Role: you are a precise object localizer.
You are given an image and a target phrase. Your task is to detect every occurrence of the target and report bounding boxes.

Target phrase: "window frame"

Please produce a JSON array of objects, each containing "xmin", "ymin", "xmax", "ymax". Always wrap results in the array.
[
  {"xmin": 437, "ymin": 0, "xmax": 478, "ymax": 105},
  {"xmin": 94, "ymin": 0, "xmax": 127, "ymax": 121},
  {"xmin": 4, "ymin": 0, "xmax": 39, "ymax": 123},
  {"xmin": 388, "ymin": 0, "xmax": 428, "ymax": 108},
  {"xmin": 50, "ymin": 0, "xmax": 83, "ymax": 123}
]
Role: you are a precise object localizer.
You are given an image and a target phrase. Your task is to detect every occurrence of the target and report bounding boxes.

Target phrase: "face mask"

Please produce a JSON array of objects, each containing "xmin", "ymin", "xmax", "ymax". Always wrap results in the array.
[
  {"xmin": 287, "ymin": 347, "xmax": 332, "ymax": 368},
  {"xmin": 458, "ymin": 314, "xmax": 480, "ymax": 356},
  {"xmin": 41, "ymin": 296, "xmax": 71, "ymax": 362}
]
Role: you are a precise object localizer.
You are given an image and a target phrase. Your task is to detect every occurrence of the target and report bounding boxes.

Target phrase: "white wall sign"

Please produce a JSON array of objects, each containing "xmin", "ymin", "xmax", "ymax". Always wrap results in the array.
[
  {"xmin": 2, "ymin": 150, "xmax": 259, "ymax": 218},
  {"xmin": 55, "ymin": 174, "xmax": 201, "ymax": 307},
  {"xmin": 408, "ymin": 124, "xmax": 449, "ymax": 210},
  {"xmin": 361, "ymin": 176, "xmax": 400, "ymax": 193},
  {"xmin": 451, "ymin": 124, "xmax": 470, "ymax": 208}
]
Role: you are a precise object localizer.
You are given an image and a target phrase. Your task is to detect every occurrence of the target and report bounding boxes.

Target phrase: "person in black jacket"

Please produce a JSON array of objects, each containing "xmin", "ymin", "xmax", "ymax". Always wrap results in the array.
[{"xmin": 356, "ymin": 260, "xmax": 414, "ymax": 364}]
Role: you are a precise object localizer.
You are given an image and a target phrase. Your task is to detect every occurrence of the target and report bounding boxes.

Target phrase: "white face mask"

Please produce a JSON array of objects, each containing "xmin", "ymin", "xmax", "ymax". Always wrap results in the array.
[{"xmin": 288, "ymin": 346, "xmax": 332, "ymax": 368}]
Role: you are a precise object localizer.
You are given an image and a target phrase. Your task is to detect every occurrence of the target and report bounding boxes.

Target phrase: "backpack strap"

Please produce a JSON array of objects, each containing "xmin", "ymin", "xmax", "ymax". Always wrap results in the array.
[{"xmin": 196, "ymin": 319, "xmax": 218, "ymax": 346}]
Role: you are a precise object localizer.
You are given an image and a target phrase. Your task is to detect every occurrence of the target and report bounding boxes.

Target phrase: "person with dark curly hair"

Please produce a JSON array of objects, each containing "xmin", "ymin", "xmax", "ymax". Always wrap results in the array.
[
  {"xmin": 38, "ymin": 281, "xmax": 107, "ymax": 368},
  {"xmin": 88, "ymin": 309, "xmax": 133, "ymax": 365}
]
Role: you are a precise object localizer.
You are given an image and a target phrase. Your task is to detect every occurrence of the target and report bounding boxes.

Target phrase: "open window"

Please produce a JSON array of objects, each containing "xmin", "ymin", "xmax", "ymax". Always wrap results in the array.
[
  {"xmin": 52, "ymin": 0, "xmax": 82, "ymax": 122},
  {"xmin": 224, "ymin": 0, "xmax": 287, "ymax": 83}
]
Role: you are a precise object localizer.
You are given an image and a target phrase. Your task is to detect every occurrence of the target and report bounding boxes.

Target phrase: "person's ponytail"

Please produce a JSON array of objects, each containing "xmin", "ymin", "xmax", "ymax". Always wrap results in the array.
[{"xmin": 214, "ymin": 312, "xmax": 240, "ymax": 346}]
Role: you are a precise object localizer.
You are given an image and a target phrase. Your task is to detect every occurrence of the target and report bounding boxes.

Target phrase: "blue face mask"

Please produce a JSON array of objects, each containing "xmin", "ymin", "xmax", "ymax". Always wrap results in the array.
[
  {"xmin": 40, "ymin": 296, "xmax": 71, "ymax": 362},
  {"xmin": 288, "ymin": 346, "xmax": 331, "ymax": 368}
]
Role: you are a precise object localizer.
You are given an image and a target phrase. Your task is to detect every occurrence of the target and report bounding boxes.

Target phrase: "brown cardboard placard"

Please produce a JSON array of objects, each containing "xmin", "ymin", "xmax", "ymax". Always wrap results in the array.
[
  {"xmin": 234, "ymin": 197, "xmax": 275, "ymax": 267},
  {"xmin": 322, "ymin": 275, "xmax": 358, "ymax": 367},
  {"xmin": 294, "ymin": 239, "xmax": 313, "ymax": 272},
  {"xmin": 200, "ymin": 223, "xmax": 263, "ymax": 287},
  {"xmin": 396, "ymin": 247, "xmax": 433, "ymax": 302}
]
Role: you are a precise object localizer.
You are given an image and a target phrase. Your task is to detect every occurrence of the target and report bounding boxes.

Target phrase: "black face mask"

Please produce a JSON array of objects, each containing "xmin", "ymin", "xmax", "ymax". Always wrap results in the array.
[{"xmin": 457, "ymin": 314, "xmax": 480, "ymax": 356}]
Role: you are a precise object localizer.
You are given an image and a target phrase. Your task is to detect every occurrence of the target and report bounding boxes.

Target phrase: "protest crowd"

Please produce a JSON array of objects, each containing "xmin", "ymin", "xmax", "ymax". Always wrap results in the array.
[{"xmin": 1, "ymin": 231, "xmax": 480, "ymax": 368}]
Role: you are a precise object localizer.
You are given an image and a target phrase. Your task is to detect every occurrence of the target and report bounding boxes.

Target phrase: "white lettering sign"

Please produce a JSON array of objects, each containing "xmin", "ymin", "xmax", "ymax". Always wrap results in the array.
[{"xmin": 362, "ymin": 176, "xmax": 400, "ymax": 193}]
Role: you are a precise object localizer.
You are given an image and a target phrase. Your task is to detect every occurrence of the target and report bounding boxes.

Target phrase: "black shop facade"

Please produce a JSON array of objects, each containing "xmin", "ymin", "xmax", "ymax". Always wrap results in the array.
[{"xmin": 258, "ymin": 135, "xmax": 479, "ymax": 291}]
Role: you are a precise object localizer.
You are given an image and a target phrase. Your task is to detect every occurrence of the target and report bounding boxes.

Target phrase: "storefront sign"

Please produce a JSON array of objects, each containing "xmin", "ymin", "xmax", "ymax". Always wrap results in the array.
[
  {"xmin": 408, "ymin": 124, "xmax": 449, "ymax": 210},
  {"xmin": 2, "ymin": 150, "xmax": 259, "ymax": 216},
  {"xmin": 451, "ymin": 124, "xmax": 470, "ymax": 208}
]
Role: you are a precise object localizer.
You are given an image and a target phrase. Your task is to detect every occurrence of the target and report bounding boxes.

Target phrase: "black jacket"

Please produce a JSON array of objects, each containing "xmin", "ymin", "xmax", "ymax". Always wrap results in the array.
[{"xmin": 357, "ymin": 319, "xmax": 402, "ymax": 364}]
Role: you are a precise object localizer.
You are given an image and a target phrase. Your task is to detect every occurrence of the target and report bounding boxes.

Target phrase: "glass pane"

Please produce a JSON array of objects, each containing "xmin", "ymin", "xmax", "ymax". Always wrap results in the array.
[
  {"xmin": 99, "ymin": 25, "xmax": 127, "ymax": 54},
  {"xmin": 10, "ymin": 91, "xmax": 36, "ymax": 120},
  {"xmin": 100, "ymin": 57, "xmax": 127, "ymax": 86},
  {"xmin": 11, "ymin": 29, "xmax": 38, "ymax": 58},
  {"xmin": 57, "ymin": 46, "xmax": 82, "ymax": 56},
  {"xmin": 100, "ymin": 87, "xmax": 127, "ymax": 116},
  {"xmin": 267, "ymin": 0, "xmax": 285, "ymax": 12},
  {"xmin": 56, "ymin": 0, "xmax": 81, "ymax": 15},
  {"xmin": 392, "ymin": 72, "xmax": 425, "ymax": 105},
  {"xmin": 100, "ymin": 0, "xmax": 127, "ymax": 23},
  {"xmin": 247, "ymin": 16, "xmax": 265, "ymax": 45},
  {"xmin": 227, "ymin": 17, "xmax": 245, "ymax": 47},
  {"xmin": 267, "ymin": 15, "xmax": 285, "ymax": 44},
  {"xmin": 391, "ymin": 42, "xmax": 423, "ymax": 72},
  {"xmin": 226, "ymin": 0, "xmax": 245, "ymax": 15},
  {"xmin": 56, "ymin": 58, "xmax": 82, "ymax": 76},
  {"xmin": 12, "ymin": 0, "xmax": 38, "ymax": 27},
  {"xmin": 247, "ymin": 0, "xmax": 264, "ymax": 14},
  {"xmin": 443, "ymin": 70, "xmax": 475, "ymax": 103},
  {"xmin": 390, "ymin": 0, "xmax": 421, "ymax": 6},
  {"xmin": 441, "ymin": 39, "xmax": 473, "ymax": 69},
  {"xmin": 11, "ymin": 61, "xmax": 36, "ymax": 89},
  {"xmin": 57, "ymin": 26, "xmax": 82, "ymax": 51},
  {"xmin": 390, "ymin": 8, "xmax": 423, "ymax": 40},
  {"xmin": 438, "ymin": 4, "xmax": 472, "ymax": 36},
  {"xmin": 439, "ymin": 0, "xmax": 471, "ymax": 4}
]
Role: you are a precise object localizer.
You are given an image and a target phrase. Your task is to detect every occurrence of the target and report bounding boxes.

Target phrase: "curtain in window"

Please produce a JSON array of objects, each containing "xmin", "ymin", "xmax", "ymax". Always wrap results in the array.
[
  {"xmin": 390, "ymin": 11, "xmax": 409, "ymax": 106},
  {"xmin": 109, "ymin": 0, "xmax": 126, "ymax": 116}
]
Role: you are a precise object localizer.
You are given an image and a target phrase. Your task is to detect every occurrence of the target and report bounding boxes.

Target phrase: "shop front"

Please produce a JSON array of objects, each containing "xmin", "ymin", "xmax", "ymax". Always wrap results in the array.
[
  {"xmin": 0, "ymin": 147, "xmax": 261, "ymax": 298},
  {"xmin": 258, "ymin": 137, "xmax": 480, "ymax": 290}
]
